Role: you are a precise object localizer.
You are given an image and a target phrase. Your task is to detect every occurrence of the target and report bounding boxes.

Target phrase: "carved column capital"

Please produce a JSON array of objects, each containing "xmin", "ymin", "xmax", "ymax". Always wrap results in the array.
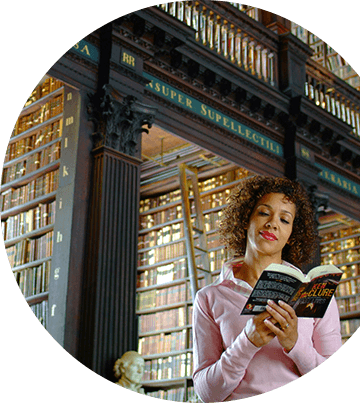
[{"xmin": 87, "ymin": 85, "xmax": 157, "ymax": 156}]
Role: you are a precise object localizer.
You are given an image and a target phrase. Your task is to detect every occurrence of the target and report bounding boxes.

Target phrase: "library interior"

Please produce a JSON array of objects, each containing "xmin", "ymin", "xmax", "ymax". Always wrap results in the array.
[{"xmin": 1, "ymin": 2, "xmax": 360, "ymax": 402}]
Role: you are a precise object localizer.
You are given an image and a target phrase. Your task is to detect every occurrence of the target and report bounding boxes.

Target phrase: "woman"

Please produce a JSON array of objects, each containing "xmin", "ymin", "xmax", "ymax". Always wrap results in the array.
[{"xmin": 192, "ymin": 176, "xmax": 341, "ymax": 402}]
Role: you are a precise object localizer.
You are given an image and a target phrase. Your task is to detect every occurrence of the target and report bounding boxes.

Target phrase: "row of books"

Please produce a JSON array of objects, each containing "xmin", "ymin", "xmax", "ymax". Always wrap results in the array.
[
  {"xmin": 3, "ymin": 201, "xmax": 56, "ymax": 241},
  {"xmin": 14, "ymin": 260, "xmax": 51, "ymax": 298},
  {"xmin": 6, "ymin": 231, "xmax": 54, "ymax": 268},
  {"xmin": 140, "ymin": 189, "xmax": 182, "ymax": 212},
  {"xmin": 321, "ymin": 226, "xmax": 360, "ymax": 242},
  {"xmin": 138, "ymin": 240, "xmax": 185, "ymax": 267},
  {"xmin": 146, "ymin": 386, "xmax": 186, "ymax": 402},
  {"xmin": 139, "ymin": 205, "xmax": 183, "ymax": 229},
  {"xmin": 337, "ymin": 275, "xmax": 360, "ymax": 297},
  {"xmin": 199, "ymin": 168, "xmax": 250, "ymax": 192},
  {"xmin": 138, "ymin": 306, "xmax": 187, "ymax": 334},
  {"xmin": 137, "ymin": 247, "xmax": 228, "ymax": 290},
  {"xmin": 143, "ymin": 352, "xmax": 193, "ymax": 381},
  {"xmin": 146, "ymin": 385, "xmax": 200, "ymax": 403},
  {"xmin": 336, "ymin": 295, "xmax": 360, "ymax": 314},
  {"xmin": 138, "ymin": 209, "xmax": 225, "ymax": 249},
  {"xmin": 322, "ymin": 249, "xmax": 360, "ymax": 266},
  {"xmin": 321, "ymin": 234, "xmax": 360, "ymax": 254},
  {"xmin": 137, "ymin": 283, "xmax": 187, "ymax": 310},
  {"xmin": 341, "ymin": 318, "xmax": 360, "ymax": 337},
  {"xmin": 139, "ymin": 194, "xmax": 226, "ymax": 234},
  {"xmin": 138, "ymin": 329, "xmax": 189, "ymax": 356},
  {"xmin": 1, "ymin": 141, "xmax": 61, "ymax": 185},
  {"xmin": 138, "ymin": 236, "xmax": 221, "ymax": 268},
  {"xmin": 138, "ymin": 222, "xmax": 183, "ymax": 249},
  {"xmin": 23, "ymin": 77, "xmax": 63, "ymax": 108},
  {"xmin": 5, "ymin": 119, "xmax": 62, "ymax": 163},
  {"xmin": 137, "ymin": 259, "xmax": 188, "ymax": 288},
  {"xmin": 139, "ymin": 168, "xmax": 248, "ymax": 213},
  {"xmin": 30, "ymin": 300, "xmax": 49, "ymax": 329},
  {"xmin": 15, "ymin": 94, "xmax": 63, "ymax": 136},
  {"xmin": 201, "ymin": 190, "xmax": 231, "ymax": 212},
  {"xmin": 0, "ymin": 169, "xmax": 59, "ymax": 212}
]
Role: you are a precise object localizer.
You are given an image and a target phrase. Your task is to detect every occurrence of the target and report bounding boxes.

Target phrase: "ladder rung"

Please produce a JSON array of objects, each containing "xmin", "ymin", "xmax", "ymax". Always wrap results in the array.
[
  {"xmin": 196, "ymin": 266, "xmax": 211, "ymax": 273},
  {"xmin": 194, "ymin": 246, "xmax": 208, "ymax": 253},
  {"xmin": 192, "ymin": 226, "xmax": 204, "ymax": 234}
]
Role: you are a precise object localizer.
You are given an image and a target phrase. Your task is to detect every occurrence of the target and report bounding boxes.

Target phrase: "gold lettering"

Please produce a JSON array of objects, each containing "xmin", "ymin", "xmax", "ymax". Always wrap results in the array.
[
  {"xmin": 353, "ymin": 185, "xmax": 358, "ymax": 194},
  {"xmin": 238, "ymin": 125, "xmax": 246, "ymax": 137},
  {"xmin": 170, "ymin": 90, "xmax": 177, "ymax": 99},
  {"xmin": 122, "ymin": 52, "xmax": 135, "ymax": 67},
  {"xmin": 59, "ymin": 198, "xmax": 63, "ymax": 210},
  {"xmin": 63, "ymin": 166, "xmax": 69, "ymax": 177},
  {"xmin": 81, "ymin": 44, "xmax": 90, "ymax": 56},
  {"xmin": 64, "ymin": 138, "xmax": 68, "ymax": 148},
  {"xmin": 51, "ymin": 304, "xmax": 57, "ymax": 317},
  {"xmin": 186, "ymin": 98, "xmax": 192, "ymax": 108},
  {"xmin": 201, "ymin": 104, "xmax": 207, "ymax": 116},
  {"xmin": 54, "ymin": 268, "xmax": 60, "ymax": 280},
  {"xmin": 208, "ymin": 109, "xmax": 215, "ymax": 120},
  {"xmin": 66, "ymin": 92, "xmax": 72, "ymax": 101},
  {"xmin": 147, "ymin": 80, "xmax": 153, "ymax": 89},
  {"xmin": 73, "ymin": 43, "xmax": 80, "ymax": 49},
  {"xmin": 215, "ymin": 113, "xmax": 222, "ymax": 123},
  {"xmin": 252, "ymin": 133, "xmax": 260, "ymax": 143},
  {"xmin": 230, "ymin": 121, "xmax": 238, "ymax": 133},
  {"xmin": 223, "ymin": 117, "xmax": 230, "ymax": 128},
  {"xmin": 65, "ymin": 116, "xmax": 74, "ymax": 126},
  {"xmin": 57, "ymin": 231, "xmax": 63, "ymax": 243},
  {"xmin": 162, "ymin": 86, "xmax": 169, "ymax": 96},
  {"xmin": 178, "ymin": 94, "xmax": 185, "ymax": 104},
  {"xmin": 301, "ymin": 147, "xmax": 310, "ymax": 160},
  {"xmin": 155, "ymin": 82, "xmax": 161, "ymax": 92},
  {"xmin": 245, "ymin": 129, "xmax": 252, "ymax": 139}
]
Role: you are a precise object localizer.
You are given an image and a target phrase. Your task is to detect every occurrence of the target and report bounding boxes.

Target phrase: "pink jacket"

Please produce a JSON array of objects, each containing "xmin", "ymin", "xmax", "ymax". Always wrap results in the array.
[{"xmin": 192, "ymin": 258, "xmax": 342, "ymax": 402}]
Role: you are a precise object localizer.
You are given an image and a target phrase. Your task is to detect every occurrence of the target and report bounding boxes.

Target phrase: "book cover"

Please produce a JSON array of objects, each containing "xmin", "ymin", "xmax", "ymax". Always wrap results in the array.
[{"xmin": 241, "ymin": 263, "xmax": 343, "ymax": 318}]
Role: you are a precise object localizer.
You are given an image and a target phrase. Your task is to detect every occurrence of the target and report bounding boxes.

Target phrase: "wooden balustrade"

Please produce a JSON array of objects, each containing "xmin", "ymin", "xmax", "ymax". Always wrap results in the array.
[
  {"xmin": 158, "ymin": 1, "xmax": 277, "ymax": 87},
  {"xmin": 305, "ymin": 60, "xmax": 360, "ymax": 137},
  {"xmin": 157, "ymin": 2, "xmax": 359, "ymax": 138}
]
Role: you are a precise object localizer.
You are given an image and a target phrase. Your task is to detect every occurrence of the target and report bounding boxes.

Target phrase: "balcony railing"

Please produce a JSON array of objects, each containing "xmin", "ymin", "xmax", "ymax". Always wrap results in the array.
[
  {"xmin": 157, "ymin": 2, "xmax": 360, "ymax": 138},
  {"xmin": 158, "ymin": 1, "xmax": 277, "ymax": 87},
  {"xmin": 305, "ymin": 59, "xmax": 360, "ymax": 137}
]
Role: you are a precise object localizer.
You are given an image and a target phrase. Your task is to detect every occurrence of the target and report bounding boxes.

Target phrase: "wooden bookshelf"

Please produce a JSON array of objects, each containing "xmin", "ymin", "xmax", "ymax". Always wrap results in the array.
[
  {"xmin": 1, "ymin": 77, "xmax": 64, "ymax": 327},
  {"xmin": 319, "ymin": 213, "xmax": 360, "ymax": 343},
  {"xmin": 137, "ymin": 166, "xmax": 252, "ymax": 401},
  {"xmin": 1, "ymin": 76, "xmax": 81, "ymax": 341}
]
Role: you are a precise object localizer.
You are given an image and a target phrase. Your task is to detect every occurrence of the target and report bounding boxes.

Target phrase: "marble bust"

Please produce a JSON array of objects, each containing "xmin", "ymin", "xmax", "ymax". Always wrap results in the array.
[{"xmin": 114, "ymin": 351, "xmax": 145, "ymax": 394}]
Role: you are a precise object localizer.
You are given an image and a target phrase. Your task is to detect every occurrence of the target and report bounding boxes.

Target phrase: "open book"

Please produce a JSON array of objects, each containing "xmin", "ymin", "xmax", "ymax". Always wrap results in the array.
[{"xmin": 241, "ymin": 263, "xmax": 343, "ymax": 318}]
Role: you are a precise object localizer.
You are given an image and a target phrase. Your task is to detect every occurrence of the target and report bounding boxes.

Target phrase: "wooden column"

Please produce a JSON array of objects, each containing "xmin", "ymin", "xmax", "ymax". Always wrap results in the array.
[{"xmin": 79, "ymin": 88, "xmax": 156, "ymax": 380}]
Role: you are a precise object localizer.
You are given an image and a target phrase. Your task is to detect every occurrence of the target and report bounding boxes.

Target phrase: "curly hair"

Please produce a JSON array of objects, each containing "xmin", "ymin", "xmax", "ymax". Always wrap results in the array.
[{"xmin": 219, "ymin": 175, "xmax": 318, "ymax": 268}]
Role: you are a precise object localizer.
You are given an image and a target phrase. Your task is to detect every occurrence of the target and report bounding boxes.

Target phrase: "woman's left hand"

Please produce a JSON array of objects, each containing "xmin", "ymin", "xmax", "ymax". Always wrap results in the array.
[{"xmin": 264, "ymin": 300, "xmax": 298, "ymax": 352}]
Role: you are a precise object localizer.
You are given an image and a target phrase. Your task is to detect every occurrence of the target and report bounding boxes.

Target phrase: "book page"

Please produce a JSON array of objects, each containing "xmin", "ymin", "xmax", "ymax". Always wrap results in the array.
[{"xmin": 241, "ymin": 270, "xmax": 303, "ymax": 314}]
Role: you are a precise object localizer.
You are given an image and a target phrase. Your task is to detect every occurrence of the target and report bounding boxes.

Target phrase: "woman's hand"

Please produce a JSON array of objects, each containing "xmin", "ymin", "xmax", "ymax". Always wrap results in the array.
[
  {"xmin": 244, "ymin": 310, "xmax": 277, "ymax": 348},
  {"xmin": 264, "ymin": 300, "xmax": 298, "ymax": 352}
]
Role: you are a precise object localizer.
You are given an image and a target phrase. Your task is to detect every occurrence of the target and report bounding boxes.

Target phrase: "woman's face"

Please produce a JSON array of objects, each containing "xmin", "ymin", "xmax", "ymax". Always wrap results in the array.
[{"xmin": 246, "ymin": 193, "xmax": 296, "ymax": 261}]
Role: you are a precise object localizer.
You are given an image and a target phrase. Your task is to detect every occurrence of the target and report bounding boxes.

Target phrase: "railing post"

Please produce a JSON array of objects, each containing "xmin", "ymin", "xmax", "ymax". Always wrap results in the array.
[{"xmin": 278, "ymin": 32, "xmax": 313, "ymax": 98}]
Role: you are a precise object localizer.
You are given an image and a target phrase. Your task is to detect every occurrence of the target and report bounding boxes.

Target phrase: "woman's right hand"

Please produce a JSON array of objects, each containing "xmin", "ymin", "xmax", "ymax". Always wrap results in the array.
[{"xmin": 244, "ymin": 311, "xmax": 277, "ymax": 347}]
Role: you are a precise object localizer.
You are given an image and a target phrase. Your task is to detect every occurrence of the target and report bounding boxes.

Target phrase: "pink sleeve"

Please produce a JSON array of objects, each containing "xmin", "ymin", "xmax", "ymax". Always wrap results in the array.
[
  {"xmin": 285, "ymin": 297, "xmax": 342, "ymax": 374},
  {"xmin": 192, "ymin": 290, "xmax": 260, "ymax": 403}
]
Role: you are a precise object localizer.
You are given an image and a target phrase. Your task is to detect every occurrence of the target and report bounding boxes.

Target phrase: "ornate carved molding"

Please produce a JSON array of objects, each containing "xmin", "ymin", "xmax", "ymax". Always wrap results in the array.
[{"xmin": 87, "ymin": 85, "xmax": 157, "ymax": 156}]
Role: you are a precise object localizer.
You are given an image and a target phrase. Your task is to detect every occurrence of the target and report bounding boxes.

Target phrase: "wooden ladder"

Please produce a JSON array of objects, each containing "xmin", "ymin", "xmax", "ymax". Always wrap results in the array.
[{"xmin": 178, "ymin": 163, "xmax": 211, "ymax": 302}]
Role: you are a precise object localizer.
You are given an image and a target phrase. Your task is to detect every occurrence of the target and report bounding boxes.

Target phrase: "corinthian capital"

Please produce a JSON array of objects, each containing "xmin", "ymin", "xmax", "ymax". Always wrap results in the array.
[{"xmin": 87, "ymin": 85, "xmax": 157, "ymax": 156}]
